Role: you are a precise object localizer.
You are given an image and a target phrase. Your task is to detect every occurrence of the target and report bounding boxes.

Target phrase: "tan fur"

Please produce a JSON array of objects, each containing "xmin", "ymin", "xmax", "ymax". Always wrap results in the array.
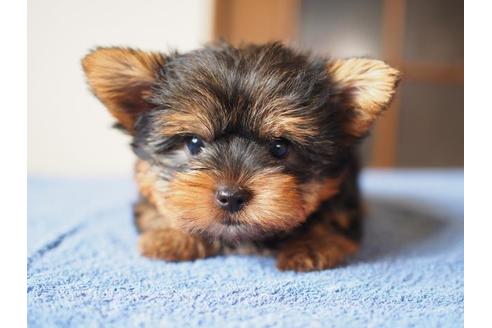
[
  {"xmin": 139, "ymin": 228, "xmax": 220, "ymax": 261},
  {"xmin": 157, "ymin": 101, "xmax": 319, "ymax": 145},
  {"xmin": 301, "ymin": 174, "xmax": 346, "ymax": 216},
  {"xmin": 164, "ymin": 168, "xmax": 306, "ymax": 241},
  {"xmin": 157, "ymin": 111, "xmax": 219, "ymax": 142},
  {"xmin": 331, "ymin": 211, "xmax": 352, "ymax": 230},
  {"xmin": 135, "ymin": 160, "xmax": 161, "ymax": 207},
  {"xmin": 134, "ymin": 181, "xmax": 360, "ymax": 270},
  {"xmin": 82, "ymin": 47, "xmax": 165, "ymax": 132},
  {"xmin": 164, "ymin": 170, "xmax": 222, "ymax": 231},
  {"xmin": 241, "ymin": 170, "xmax": 306, "ymax": 232},
  {"xmin": 255, "ymin": 98, "xmax": 320, "ymax": 145},
  {"xmin": 134, "ymin": 198, "xmax": 170, "ymax": 232},
  {"xmin": 327, "ymin": 58, "xmax": 400, "ymax": 137},
  {"xmin": 134, "ymin": 158, "xmax": 347, "ymax": 243},
  {"xmin": 134, "ymin": 159, "xmax": 358, "ymax": 271},
  {"xmin": 276, "ymin": 221, "xmax": 359, "ymax": 271}
]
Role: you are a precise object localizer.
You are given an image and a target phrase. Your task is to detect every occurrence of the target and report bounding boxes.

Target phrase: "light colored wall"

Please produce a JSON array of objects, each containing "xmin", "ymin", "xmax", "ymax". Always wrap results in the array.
[{"xmin": 28, "ymin": 0, "xmax": 214, "ymax": 177}]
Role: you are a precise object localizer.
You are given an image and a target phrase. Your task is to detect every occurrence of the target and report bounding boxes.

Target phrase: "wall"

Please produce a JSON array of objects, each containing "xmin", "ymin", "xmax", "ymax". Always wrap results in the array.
[{"xmin": 28, "ymin": 0, "xmax": 214, "ymax": 177}]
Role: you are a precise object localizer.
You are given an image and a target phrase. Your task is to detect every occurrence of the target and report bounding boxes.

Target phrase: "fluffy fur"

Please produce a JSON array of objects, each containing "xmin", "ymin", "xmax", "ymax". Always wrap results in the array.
[{"xmin": 82, "ymin": 42, "xmax": 399, "ymax": 271}]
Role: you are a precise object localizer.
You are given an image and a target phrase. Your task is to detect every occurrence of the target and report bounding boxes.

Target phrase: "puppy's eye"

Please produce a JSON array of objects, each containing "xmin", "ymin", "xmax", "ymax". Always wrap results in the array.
[
  {"xmin": 186, "ymin": 136, "xmax": 204, "ymax": 155},
  {"xmin": 269, "ymin": 139, "xmax": 289, "ymax": 158}
]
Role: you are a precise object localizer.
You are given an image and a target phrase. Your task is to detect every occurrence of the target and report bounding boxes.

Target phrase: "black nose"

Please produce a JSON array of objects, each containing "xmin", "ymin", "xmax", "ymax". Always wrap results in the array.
[{"xmin": 215, "ymin": 187, "xmax": 251, "ymax": 213}]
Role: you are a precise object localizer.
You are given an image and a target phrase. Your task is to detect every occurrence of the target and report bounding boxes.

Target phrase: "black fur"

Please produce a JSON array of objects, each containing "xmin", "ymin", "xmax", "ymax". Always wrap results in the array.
[{"xmin": 132, "ymin": 42, "xmax": 357, "ymax": 183}]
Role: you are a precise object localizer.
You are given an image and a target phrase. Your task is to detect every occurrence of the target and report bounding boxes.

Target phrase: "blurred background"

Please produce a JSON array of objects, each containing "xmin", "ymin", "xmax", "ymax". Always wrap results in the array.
[{"xmin": 28, "ymin": 0, "xmax": 463, "ymax": 177}]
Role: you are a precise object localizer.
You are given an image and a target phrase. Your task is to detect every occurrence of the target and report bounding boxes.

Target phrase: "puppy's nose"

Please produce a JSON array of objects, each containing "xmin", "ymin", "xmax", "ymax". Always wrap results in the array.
[{"xmin": 215, "ymin": 187, "xmax": 251, "ymax": 213}]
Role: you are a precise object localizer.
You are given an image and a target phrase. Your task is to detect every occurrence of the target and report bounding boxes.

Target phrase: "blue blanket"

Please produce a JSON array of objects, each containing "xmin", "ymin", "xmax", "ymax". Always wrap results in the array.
[{"xmin": 28, "ymin": 170, "xmax": 464, "ymax": 327}]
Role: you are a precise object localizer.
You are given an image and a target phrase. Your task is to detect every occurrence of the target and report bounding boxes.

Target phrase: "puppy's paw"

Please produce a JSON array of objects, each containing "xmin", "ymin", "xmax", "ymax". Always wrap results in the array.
[
  {"xmin": 138, "ymin": 228, "xmax": 216, "ymax": 261},
  {"xmin": 276, "ymin": 239, "xmax": 358, "ymax": 272}
]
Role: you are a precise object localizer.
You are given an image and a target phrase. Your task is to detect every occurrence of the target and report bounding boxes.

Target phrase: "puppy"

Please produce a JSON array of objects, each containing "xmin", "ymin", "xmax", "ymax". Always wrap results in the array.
[{"xmin": 82, "ymin": 42, "xmax": 399, "ymax": 271}]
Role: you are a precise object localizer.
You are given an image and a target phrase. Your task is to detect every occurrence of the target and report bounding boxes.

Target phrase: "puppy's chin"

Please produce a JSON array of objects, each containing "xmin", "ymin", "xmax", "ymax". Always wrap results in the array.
[{"xmin": 176, "ymin": 216, "xmax": 302, "ymax": 243}]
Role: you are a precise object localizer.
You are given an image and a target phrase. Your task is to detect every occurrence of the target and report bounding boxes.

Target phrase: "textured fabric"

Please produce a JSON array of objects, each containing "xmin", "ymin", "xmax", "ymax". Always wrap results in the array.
[{"xmin": 27, "ymin": 170, "xmax": 464, "ymax": 327}]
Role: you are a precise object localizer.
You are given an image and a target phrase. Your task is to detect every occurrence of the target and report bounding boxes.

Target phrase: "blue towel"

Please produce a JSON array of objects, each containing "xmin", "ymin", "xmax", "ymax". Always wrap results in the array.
[{"xmin": 28, "ymin": 170, "xmax": 464, "ymax": 327}]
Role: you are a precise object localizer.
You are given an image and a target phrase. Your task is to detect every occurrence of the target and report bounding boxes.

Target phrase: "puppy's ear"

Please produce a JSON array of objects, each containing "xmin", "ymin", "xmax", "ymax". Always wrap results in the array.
[
  {"xmin": 327, "ymin": 58, "xmax": 400, "ymax": 137},
  {"xmin": 82, "ymin": 47, "xmax": 165, "ymax": 133}
]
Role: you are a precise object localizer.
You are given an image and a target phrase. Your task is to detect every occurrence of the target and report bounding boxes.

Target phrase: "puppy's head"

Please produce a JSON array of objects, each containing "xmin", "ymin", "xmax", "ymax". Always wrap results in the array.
[{"xmin": 82, "ymin": 43, "xmax": 399, "ymax": 242}]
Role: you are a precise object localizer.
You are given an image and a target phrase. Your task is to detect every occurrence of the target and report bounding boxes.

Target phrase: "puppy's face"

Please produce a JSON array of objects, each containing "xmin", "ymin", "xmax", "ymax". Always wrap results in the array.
[{"xmin": 83, "ymin": 43, "xmax": 399, "ymax": 242}]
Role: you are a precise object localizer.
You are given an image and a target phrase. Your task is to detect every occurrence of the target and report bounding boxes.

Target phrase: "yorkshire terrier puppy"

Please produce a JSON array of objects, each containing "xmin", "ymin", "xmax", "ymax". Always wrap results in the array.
[{"xmin": 82, "ymin": 42, "xmax": 399, "ymax": 272}]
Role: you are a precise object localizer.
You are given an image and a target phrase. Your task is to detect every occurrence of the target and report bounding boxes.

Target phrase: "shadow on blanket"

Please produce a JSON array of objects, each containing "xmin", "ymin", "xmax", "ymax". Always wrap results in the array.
[{"xmin": 356, "ymin": 196, "xmax": 450, "ymax": 263}]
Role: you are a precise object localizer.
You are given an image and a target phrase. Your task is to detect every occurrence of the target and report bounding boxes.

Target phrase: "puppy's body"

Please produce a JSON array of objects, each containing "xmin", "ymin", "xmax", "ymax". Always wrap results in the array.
[{"xmin": 82, "ymin": 43, "xmax": 399, "ymax": 271}]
